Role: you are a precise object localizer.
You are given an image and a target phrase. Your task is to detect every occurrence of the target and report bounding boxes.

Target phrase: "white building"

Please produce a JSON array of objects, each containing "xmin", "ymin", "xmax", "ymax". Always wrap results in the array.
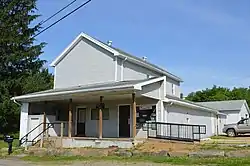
[
  {"xmin": 198, "ymin": 100, "xmax": 250, "ymax": 127},
  {"xmin": 12, "ymin": 33, "xmax": 224, "ymax": 148}
]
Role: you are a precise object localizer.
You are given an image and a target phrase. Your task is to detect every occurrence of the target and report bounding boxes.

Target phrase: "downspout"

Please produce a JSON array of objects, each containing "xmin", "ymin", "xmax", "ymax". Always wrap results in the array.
[
  {"xmin": 121, "ymin": 57, "xmax": 128, "ymax": 81},
  {"xmin": 216, "ymin": 114, "xmax": 219, "ymax": 136},
  {"xmin": 114, "ymin": 56, "xmax": 118, "ymax": 81}
]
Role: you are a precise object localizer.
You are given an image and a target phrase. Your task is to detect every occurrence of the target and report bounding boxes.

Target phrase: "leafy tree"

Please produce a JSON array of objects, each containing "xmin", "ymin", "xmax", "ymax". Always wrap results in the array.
[
  {"xmin": 186, "ymin": 85, "xmax": 250, "ymax": 106},
  {"xmin": 0, "ymin": 0, "xmax": 53, "ymax": 133}
]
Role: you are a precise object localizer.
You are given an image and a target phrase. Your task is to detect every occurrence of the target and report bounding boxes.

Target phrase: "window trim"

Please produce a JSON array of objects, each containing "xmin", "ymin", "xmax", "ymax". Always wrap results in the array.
[{"xmin": 171, "ymin": 83, "xmax": 175, "ymax": 95}]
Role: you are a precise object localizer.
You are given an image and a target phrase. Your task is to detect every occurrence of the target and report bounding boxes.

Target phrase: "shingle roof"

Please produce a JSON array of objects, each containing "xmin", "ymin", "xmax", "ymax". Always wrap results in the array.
[
  {"xmin": 197, "ymin": 100, "xmax": 247, "ymax": 111},
  {"xmin": 166, "ymin": 94, "xmax": 219, "ymax": 113}
]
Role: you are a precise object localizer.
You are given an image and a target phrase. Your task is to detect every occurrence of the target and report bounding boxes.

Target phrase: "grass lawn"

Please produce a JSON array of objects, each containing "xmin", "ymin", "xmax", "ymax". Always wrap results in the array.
[
  {"xmin": 210, "ymin": 135, "xmax": 230, "ymax": 139},
  {"xmin": 0, "ymin": 139, "xmax": 19, "ymax": 149},
  {"xmin": 21, "ymin": 156, "xmax": 250, "ymax": 166}
]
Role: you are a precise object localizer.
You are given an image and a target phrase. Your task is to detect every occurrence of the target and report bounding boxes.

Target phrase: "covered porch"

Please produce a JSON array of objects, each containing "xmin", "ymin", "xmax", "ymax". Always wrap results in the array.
[{"xmin": 15, "ymin": 78, "xmax": 164, "ymax": 148}]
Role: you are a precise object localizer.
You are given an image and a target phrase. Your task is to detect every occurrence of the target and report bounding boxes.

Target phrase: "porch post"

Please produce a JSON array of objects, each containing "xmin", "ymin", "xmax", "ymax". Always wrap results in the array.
[
  {"xmin": 132, "ymin": 93, "xmax": 137, "ymax": 138},
  {"xmin": 40, "ymin": 102, "xmax": 47, "ymax": 148},
  {"xmin": 99, "ymin": 96, "xmax": 103, "ymax": 139},
  {"xmin": 68, "ymin": 99, "xmax": 72, "ymax": 138},
  {"xmin": 43, "ymin": 101, "xmax": 47, "ymax": 136}
]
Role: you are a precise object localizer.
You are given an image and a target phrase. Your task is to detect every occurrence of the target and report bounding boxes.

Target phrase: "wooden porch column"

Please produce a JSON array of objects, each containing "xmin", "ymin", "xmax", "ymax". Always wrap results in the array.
[
  {"xmin": 68, "ymin": 99, "xmax": 72, "ymax": 138},
  {"xmin": 43, "ymin": 101, "xmax": 47, "ymax": 134},
  {"xmin": 132, "ymin": 93, "xmax": 137, "ymax": 138},
  {"xmin": 40, "ymin": 102, "xmax": 47, "ymax": 148},
  {"xmin": 99, "ymin": 96, "xmax": 103, "ymax": 139},
  {"xmin": 43, "ymin": 112, "xmax": 46, "ymax": 133}
]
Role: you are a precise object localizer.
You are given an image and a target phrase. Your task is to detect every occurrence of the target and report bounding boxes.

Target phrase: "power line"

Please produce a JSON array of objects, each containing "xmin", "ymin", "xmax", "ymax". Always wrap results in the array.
[
  {"xmin": 33, "ymin": 0, "xmax": 92, "ymax": 38},
  {"xmin": 39, "ymin": 0, "xmax": 78, "ymax": 25}
]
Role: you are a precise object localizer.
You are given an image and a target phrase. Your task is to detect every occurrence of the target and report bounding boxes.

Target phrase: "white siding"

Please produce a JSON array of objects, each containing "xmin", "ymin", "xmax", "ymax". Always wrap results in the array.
[
  {"xmin": 20, "ymin": 103, "xmax": 29, "ymax": 140},
  {"xmin": 165, "ymin": 77, "xmax": 181, "ymax": 98},
  {"xmin": 140, "ymin": 82, "xmax": 161, "ymax": 99},
  {"xmin": 55, "ymin": 39, "xmax": 115, "ymax": 88},
  {"xmin": 222, "ymin": 110, "xmax": 240, "ymax": 124},
  {"xmin": 165, "ymin": 104, "xmax": 215, "ymax": 138},
  {"xmin": 239, "ymin": 104, "xmax": 249, "ymax": 119},
  {"xmin": 122, "ymin": 60, "xmax": 159, "ymax": 80},
  {"xmin": 218, "ymin": 114, "xmax": 227, "ymax": 135},
  {"xmin": 85, "ymin": 104, "xmax": 118, "ymax": 138}
]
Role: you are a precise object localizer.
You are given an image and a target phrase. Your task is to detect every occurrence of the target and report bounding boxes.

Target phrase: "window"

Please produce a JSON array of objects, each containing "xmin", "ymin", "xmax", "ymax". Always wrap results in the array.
[
  {"xmin": 91, "ymin": 108, "xmax": 109, "ymax": 120},
  {"xmin": 171, "ymin": 83, "xmax": 175, "ymax": 95},
  {"xmin": 56, "ymin": 109, "xmax": 68, "ymax": 121}
]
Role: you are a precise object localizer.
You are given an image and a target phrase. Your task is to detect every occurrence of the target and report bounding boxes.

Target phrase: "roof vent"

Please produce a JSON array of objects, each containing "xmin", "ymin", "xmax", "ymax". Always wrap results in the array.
[
  {"xmin": 142, "ymin": 56, "xmax": 147, "ymax": 61},
  {"xmin": 107, "ymin": 40, "xmax": 112, "ymax": 46}
]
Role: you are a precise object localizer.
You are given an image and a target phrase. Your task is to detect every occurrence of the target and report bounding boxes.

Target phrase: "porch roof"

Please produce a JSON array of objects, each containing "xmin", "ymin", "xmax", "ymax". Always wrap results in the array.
[{"xmin": 11, "ymin": 77, "xmax": 161, "ymax": 102}]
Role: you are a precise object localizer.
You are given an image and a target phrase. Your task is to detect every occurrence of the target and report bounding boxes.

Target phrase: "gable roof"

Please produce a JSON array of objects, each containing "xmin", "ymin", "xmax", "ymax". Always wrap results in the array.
[
  {"xmin": 11, "ymin": 77, "xmax": 163, "ymax": 102},
  {"xmin": 197, "ymin": 100, "xmax": 249, "ymax": 112},
  {"xmin": 50, "ymin": 32, "xmax": 182, "ymax": 82}
]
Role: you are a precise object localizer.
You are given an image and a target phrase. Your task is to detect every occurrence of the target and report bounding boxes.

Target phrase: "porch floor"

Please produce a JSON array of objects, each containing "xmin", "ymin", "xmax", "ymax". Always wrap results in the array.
[{"xmin": 48, "ymin": 136, "xmax": 144, "ymax": 148}]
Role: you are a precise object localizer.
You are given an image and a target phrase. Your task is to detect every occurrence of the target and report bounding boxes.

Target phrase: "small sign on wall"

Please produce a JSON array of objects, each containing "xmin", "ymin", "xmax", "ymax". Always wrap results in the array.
[
  {"xmin": 139, "ymin": 105, "xmax": 153, "ymax": 110},
  {"xmin": 136, "ymin": 112, "xmax": 139, "ymax": 117}
]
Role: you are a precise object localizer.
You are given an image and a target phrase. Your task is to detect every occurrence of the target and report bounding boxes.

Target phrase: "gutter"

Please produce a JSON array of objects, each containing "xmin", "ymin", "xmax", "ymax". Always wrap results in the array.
[{"xmin": 164, "ymin": 99, "xmax": 219, "ymax": 114}]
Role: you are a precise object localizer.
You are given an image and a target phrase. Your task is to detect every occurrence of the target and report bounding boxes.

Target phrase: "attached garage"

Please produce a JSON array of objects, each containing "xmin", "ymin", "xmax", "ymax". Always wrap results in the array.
[
  {"xmin": 163, "ymin": 95, "xmax": 223, "ymax": 139},
  {"xmin": 165, "ymin": 105, "xmax": 215, "ymax": 138}
]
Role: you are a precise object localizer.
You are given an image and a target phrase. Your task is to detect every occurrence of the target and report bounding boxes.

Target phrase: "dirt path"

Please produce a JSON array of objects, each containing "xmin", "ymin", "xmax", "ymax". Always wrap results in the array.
[
  {"xmin": 0, "ymin": 159, "xmax": 172, "ymax": 166},
  {"xmin": 65, "ymin": 161, "xmax": 171, "ymax": 166},
  {"xmin": 0, "ymin": 159, "xmax": 33, "ymax": 166}
]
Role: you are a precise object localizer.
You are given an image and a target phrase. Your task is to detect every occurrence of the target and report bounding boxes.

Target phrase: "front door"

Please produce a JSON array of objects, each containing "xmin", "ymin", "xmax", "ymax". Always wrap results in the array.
[
  {"xmin": 119, "ymin": 105, "xmax": 130, "ymax": 137},
  {"xmin": 77, "ymin": 108, "xmax": 86, "ymax": 136}
]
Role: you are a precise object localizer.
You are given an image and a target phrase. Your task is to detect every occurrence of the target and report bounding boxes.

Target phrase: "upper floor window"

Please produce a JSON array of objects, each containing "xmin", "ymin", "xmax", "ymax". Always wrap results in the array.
[{"xmin": 171, "ymin": 83, "xmax": 175, "ymax": 95}]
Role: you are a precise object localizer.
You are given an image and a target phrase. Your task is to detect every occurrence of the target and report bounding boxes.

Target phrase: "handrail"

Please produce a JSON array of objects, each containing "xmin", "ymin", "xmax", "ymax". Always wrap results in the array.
[
  {"xmin": 31, "ymin": 122, "xmax": 62, "ymax": 146},
  {"xmin": 19, "ymin": 122, "xmax": 63, "ymax": 146},
  {"xmin": 19, "ymin": 122, "xmax": 44, "ymax": 146}
]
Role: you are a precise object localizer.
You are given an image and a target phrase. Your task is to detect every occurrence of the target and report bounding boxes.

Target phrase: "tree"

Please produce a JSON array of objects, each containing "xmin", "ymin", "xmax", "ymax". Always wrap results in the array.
[
  {"xmin": 0, "ymin": 0, "xmax": 53, "ymax": 133},
  {"xmin": 186, "ymin": 85, "xmax": 250, "ymax": 106}
]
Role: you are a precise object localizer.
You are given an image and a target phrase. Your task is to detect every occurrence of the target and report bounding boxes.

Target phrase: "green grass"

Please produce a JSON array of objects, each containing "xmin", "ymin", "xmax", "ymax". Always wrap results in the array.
[
  {"xmin": 21, "ymin": 156, "xmax": 250, "ymax": 166},
  {"xmin": 199, "ymin": 141, "xmax": 250, "ymax": 152},
  {"xmin": 0, "ymin": 139, "xmax": 19, "ymax": 148},
  {"xmin": 210, "ymin": 135, "xmax": 230, "ymax": 139},
  {"xmin": 0, "ymin": 132, "xmax": 19, "ymax": 148}
]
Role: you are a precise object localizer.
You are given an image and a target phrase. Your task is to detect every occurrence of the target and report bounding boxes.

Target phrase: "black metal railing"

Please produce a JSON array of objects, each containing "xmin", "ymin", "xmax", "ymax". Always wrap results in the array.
[
  {"xmin": 146, "ymin": 122, "xmax": 206, "ymax": 142},
  {"xmin": 19, "ymin": 122, "xmax": 62, "ymax": 146}
]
